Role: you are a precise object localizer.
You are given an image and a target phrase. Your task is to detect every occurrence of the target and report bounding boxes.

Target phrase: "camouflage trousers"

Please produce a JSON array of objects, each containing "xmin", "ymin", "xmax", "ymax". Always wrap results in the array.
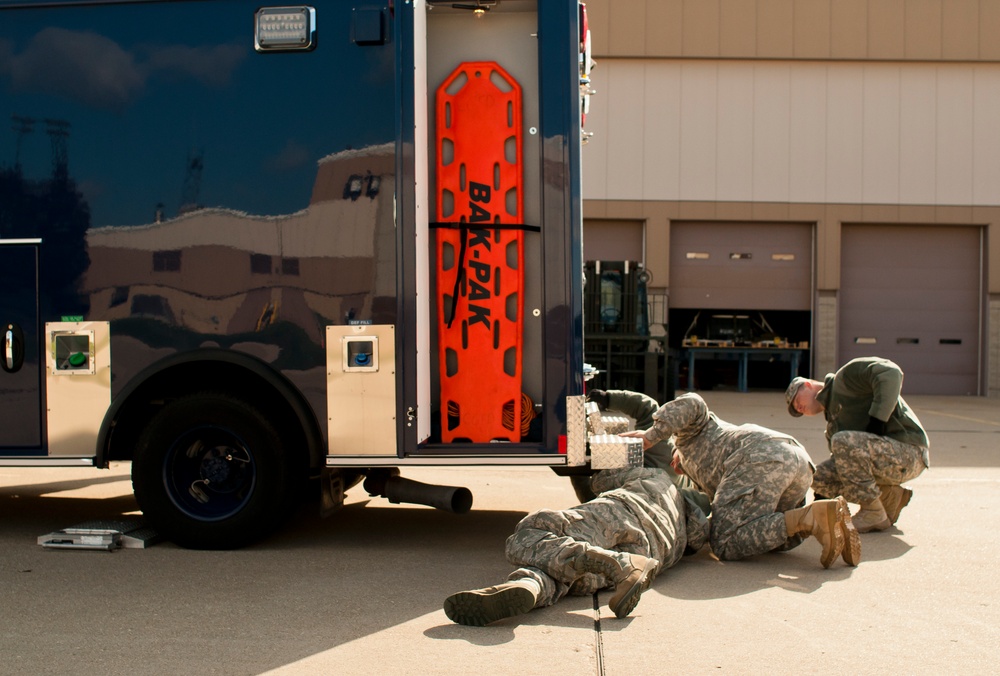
[
  {"xmin": 813, "ymin": 430, "xmax": 928, "ymax": 504},
  {"xmin": 709, "ymin": 442, "xmax": 814, "ymax": 561},
  {"xmin": 503, "ymin": 494, "xmax": 685, "ymax": 608}
]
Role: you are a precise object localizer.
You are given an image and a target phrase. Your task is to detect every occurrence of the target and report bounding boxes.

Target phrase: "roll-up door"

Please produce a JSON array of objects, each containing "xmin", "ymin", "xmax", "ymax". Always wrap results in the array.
[
  {"xmin": 669, "ymin": 222, "xmax": 812, "ymax": 310},
  {"xmin": 839, "ymin": 224, "xmax": 981, "ymax": 395},
  {"xmin": 583, "ymin": 219, "xmax": 643, "ymax": 263}
]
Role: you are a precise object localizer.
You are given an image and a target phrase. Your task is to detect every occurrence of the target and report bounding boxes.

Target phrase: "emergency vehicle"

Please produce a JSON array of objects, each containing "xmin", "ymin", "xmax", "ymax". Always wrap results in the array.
[{"xmin": 0, "ymin": 0, "xmax": 608, "ymax": 548}]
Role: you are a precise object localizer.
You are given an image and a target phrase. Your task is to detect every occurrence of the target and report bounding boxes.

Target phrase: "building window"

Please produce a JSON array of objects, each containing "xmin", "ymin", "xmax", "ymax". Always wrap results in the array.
[
  {"xmin": 281, "ymin": 257, "xmax": 300, "ymax": 276},
  {"xmin": 109, "ymin": 286, "xmax": 129, "ymax": 308},
  {"xmin": 153, "ymin": 250, "xmax": 181, "ymax": 271},
  {"xmin": 130, "ymin": 294, "xmax": 175, "ymax": 322},
  {"xmin": 251, "ymin": 253, "xmax": 272, "ymax": 274}
]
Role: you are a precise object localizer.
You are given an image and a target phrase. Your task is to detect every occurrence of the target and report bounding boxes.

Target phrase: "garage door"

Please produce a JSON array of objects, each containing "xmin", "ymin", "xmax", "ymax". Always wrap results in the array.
[
  {"xmin": 839, "ymin": 224, "xmax": 981, "ymax": 395},
  {"xmin": 583, "ymin": 219, "xmax": 643, "ymax": 263},
  {"xmin": 669, "ymin": 222, "xmax": 812, "ymax": 310}
]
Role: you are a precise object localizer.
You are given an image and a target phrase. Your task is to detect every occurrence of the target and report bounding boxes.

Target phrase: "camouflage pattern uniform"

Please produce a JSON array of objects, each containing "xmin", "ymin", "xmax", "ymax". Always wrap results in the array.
[
  {"xmin": 812, "ymin": 357, "xmax": 930, "ymax": 504},
  {"xmin": 503, "ymin": 467, "xmax": 710, "ymax": 608},
  {"xmin": 642, "ymin": 392, "xmax": 815, "ymax": 561},
  {"xmin": 601, "ymin": 389, "xmax": 682, "ymax": 475},
  {"xmin": 572, "ymin": 390, "xmax": 699, "ymax": 502}
]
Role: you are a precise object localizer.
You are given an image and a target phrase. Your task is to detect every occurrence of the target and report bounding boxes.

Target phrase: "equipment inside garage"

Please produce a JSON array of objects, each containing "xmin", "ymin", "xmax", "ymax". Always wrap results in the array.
[
  {"xmin": 670, "ymin": 308, "xmax": 810, "ymax": 391},
  {"xmin": 668, "ymin": 221, "xmax": 813, "ymax": 392}
]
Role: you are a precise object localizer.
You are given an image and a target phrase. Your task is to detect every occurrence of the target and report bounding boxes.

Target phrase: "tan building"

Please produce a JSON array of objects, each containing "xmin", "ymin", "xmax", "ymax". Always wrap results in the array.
[{"xmin": 581, "ymin": 0, "xmax": 1000, "ymax": 396}]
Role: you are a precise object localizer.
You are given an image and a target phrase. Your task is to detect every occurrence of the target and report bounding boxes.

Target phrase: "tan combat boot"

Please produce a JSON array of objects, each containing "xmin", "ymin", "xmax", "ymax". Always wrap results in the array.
[
  {"xmin": 879, "ymin": 485, "xmax": 913, "ymax": 525},
  {"xmin": 853, "ymin": 497, "xmax": 892, "ymax": 533},
  {"xmin": 837, "ymin": 496, "xmax": 862, "ymax": 567},
  {"xmin": 578, "ymin": 549, "xmax": 659, "ymax": 619},
  {"xmin": 443, "ymin": 578, "xmax": 540, "ymax": 626},
  {"xmin": 784, "ymin": 499, "xmax": 846, "ymax": 568}
]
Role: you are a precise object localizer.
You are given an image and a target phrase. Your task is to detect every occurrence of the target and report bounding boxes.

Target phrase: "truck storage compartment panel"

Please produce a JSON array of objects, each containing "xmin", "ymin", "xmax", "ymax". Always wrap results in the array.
[{"xmin": 435, "ymin": 61, "xmax": 523, "ymax": 442}]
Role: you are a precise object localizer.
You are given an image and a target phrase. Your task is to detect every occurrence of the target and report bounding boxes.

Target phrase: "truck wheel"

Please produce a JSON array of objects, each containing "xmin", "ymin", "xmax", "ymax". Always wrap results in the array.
[
  {"xmin": 570, "ymin": 475, "xmax": 597, "ymax": 503},
  {"xmin": 132, "ymin": 392, "xmax": 294, "ymax": 549}
]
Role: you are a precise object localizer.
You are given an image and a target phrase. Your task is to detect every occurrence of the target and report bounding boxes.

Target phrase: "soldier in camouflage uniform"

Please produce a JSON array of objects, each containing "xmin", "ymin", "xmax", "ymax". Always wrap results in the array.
[
  {"xmin": 443, "ymin": 466, "xmax": 711, "ymax": 626},
  {"xmin": 786, "ymin": 356, "xmax": 930, "ymax": 533},
  {"xmin": 570, "ymin": 389, "xmax": 695, "ymax": 502},
  {"xmin": 621, "ymin": 392, "xmax": 860, "ymax": 569}
]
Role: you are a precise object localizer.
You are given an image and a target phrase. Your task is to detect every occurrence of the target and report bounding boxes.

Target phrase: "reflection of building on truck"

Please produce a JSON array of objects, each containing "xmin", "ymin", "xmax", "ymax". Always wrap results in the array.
[{"xmin": 0, "ymin": 1, "xmax": 622, "ymax": 550}]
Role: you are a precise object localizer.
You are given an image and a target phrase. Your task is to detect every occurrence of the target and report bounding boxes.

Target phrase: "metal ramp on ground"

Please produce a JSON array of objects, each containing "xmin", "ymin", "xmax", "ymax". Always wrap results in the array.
[{"xmin": 38, "ymin": 518, "xmax": 160, "ymax": 551}]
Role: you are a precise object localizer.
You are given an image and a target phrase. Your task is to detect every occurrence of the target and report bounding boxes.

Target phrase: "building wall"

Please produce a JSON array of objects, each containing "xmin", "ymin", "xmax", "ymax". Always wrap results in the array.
[
  {"xmin": 585, "ymin": 0, "xmax": 1000, "ymax": 62},
  {"xmin": 581, "ymin": 0, "xmax": 1000, "ymax": 395}
]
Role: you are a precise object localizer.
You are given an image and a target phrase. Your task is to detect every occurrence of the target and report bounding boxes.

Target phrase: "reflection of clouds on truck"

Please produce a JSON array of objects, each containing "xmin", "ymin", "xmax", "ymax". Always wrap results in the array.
[
  {"xmin": 83, "ymin": 143, "xmax": 396, "ymax": 348},
  {"xmin": 1, "ymin": 13, "xmax": 392, "ymax": 227},
  {"xmin": 0, "ymin": 26, "xmax": 246, "ymax": 112}
]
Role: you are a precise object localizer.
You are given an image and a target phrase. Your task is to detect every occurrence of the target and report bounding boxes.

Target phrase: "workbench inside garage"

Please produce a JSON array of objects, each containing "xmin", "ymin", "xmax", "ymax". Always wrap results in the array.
[{"xmin": 679, "ymin": 343, "xmax": 807, "ymax": 392}]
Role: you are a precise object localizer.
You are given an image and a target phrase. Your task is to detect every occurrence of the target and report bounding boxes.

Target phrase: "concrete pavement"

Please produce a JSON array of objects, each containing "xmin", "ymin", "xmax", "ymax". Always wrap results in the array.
[{"xmin": 0, "ymin": 391, "xmax": 997, "ymax": 675}]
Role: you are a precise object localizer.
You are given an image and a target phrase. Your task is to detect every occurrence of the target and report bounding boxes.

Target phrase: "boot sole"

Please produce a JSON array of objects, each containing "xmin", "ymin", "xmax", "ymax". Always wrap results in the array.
[
  {"xmin": 838, "ymin": 497, "xmax": 862, "ymax": 566},
  {"xmin": 443, "ymin": 586, "xmax": 535, "ymax": 627},
  {"xmin": 820, "ymin": 501, "xmax": 846, "ymax": 569},
  {"xmin": 609, "ymin": 558, "xmax": 658, "ymax": 619},
  {"xmin": 885, "ymin": 487, "xmax": 912, "ymax": 525}
]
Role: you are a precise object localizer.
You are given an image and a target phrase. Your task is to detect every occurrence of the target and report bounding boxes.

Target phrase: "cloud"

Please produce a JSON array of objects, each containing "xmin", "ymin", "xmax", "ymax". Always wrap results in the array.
[
  {"xmin": 1, "ymin": 28, "xmax": 246, "ymax": 112},
  {"xmin": 142, "ymin": 43, "xmax": 246, "ymax": 87},
  {"xmin": 7, "ymin": 27, "xmax": 144, "ymax": 111},
  {"xmin": 266, "ymin": 139, "xmax": 312, "ymax": 171}
]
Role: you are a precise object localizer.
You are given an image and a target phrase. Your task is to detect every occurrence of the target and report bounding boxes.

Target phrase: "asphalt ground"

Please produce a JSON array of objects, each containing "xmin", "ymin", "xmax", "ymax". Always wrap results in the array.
[{"xmin": 0, "ymin": 390, "xmax": 997, "ymax": 675}]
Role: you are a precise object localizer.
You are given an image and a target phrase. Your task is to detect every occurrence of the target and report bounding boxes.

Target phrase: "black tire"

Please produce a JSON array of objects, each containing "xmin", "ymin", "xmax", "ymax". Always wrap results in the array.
[
  {"xmin": 132, "ymin": 392, "xmax": 295, "ymax": 549},
  {"xmin": 570, "ymin": 475, "xmax": 597, "ymax": 504}
]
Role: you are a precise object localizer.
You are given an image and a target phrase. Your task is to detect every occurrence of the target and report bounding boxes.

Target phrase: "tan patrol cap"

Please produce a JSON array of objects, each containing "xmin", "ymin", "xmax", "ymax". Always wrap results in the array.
[{"xmin": 785, "ymin": 377, "xmax": 808, "ymax": 417}]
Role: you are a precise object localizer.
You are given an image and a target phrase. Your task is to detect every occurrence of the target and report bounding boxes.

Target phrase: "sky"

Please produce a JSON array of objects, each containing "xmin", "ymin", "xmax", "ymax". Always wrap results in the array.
[{"xmin": 0, "ymin": 1, "xmax": 396, "ymax": 227}]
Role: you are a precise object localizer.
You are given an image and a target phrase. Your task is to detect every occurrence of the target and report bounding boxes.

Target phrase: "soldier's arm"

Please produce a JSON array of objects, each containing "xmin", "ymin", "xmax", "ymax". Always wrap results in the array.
[
  {"xmin": 590, "ymin": 466, "xmax": 664, "ymax": 495},
  {"xmin": 864, "ymin": 359, "xmax": 903, "ymax": 421},
  {"xmin": 644, "ymin": 392, "xmax": 710, "ymax": 446},
  {"xmin": 606, "ymin": 390, "xmax": 660, "ymax": 429}
]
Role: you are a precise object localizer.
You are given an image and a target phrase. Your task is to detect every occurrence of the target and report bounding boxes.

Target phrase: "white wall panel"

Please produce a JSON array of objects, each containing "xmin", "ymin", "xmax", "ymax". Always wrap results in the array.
[
  {"xmin": 716, "ymin": 63, "xmax": 755, "ymax": 201},
  {"xmin": 604, "ymin": 63, "xmax": 647, "ymax": 201},
  {"xmin": 642, "ymin": 62, "xmax": 682, "ymax": 200},
  {"xmin": 862, "ymin": 67, "xmax": 901, "ymax": 204},
  {"xmin": 972, "ymin": 68, "xmax": 1000, "ymax": 205},
  {"xmin": 825, "ymin": 66, "xmax": 865, "ymax": 203},
  {"xmin": 789, "ymin": 65, "xmax": 828, "ymax": 203},
  {"xmin": 586, "ymin": 59, "xmax": 1000, "ymax": 207},
  {"xmin": 752, "ymin": 64, "xmax": 791, "ymax": 202},
  {"xmin": 679, "ymin": 62, "xmax": 719, "ymax": 200},
  {"xmin": 899, "ymin": 68, "xmax": 937, "ymax": 205},
  {"xmin": 935, "ymin": 66, "xmax": 974, "ymax": 205}
]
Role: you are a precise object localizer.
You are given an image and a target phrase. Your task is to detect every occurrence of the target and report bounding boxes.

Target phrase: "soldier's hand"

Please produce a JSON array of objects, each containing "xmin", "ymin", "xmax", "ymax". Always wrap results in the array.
[
  {"xmin": 587, "ymin": 389, "xmax": 610, "ymax": 410},
  {"xmin": 619, "ymin": 429, "xmax": 651, "ymax": 450},
  {"xmin": 865, "ymin": 416, "xmax": 887, "ymax": 435},
  {"xmin": 670, "ymin": 451, "xmax": 685, "ymax": 476}
]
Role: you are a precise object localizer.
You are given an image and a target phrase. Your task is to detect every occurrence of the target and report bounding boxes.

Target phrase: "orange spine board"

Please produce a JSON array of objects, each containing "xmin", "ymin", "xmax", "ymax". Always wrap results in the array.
[{"xmin": 435, "ymin": 61, "xmax": 524, "ymax": 442}]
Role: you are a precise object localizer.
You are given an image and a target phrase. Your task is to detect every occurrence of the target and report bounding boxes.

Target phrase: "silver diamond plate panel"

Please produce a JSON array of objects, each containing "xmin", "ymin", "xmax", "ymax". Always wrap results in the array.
[
  {"xmin": 589, "ymin": 434, "xmax": 643, "ymax": 470},
  {"xmin": 566, "ymin": 395, "xmax": 587, "ymax": 466},
  {"xmin": 598, "ymin": 414, "xmax": 631, "ymax": 435}
]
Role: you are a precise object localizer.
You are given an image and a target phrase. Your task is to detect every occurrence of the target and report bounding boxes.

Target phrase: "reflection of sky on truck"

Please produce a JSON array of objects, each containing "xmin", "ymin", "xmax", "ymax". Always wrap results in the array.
[{"xmin": 0, "ymin": 0, "xmax": 395, "ymax": 226}]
